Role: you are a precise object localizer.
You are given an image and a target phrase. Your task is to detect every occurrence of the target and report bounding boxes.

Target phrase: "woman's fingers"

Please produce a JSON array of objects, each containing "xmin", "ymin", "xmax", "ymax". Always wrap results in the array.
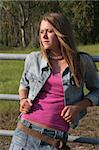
[
  {"xmin": 20, "ymin": 99, "xmax": 32, "ymax": 113},
  {"xmin": 61, "ymin": 105, "xmax": 80, "ymax": 123},
  {"xmin": 61, "ymin": 106, "xmax": 68, "ymax": 117},
  {"xmin": 64, "ymin": 115, "xmax": 72, "ymax": 123},
  {"xmin": 61, "ymin": 106, "xmax": 73, "ymax": 123},
  {"xmin": 27, "ymin": 99, "xmax": 33, "ymax": 106},
  {"xmin": 61, "ymin": 106, "xmax": 71, "ymax": 119},
  {"xmin": 20, "ymin": 107, "xmax": 30, "ymax": 113}
]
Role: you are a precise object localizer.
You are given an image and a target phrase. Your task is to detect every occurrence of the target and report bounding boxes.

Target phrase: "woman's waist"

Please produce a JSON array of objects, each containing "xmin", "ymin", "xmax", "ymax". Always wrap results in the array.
[
  {"xmin": 21, "ymin": 118, "xmax": 58, "ymax": 131},
  {"xmin": 22, "ymin": 106, "xmax": 67, "ymax": 128},
  {"xmin": 18, "ymin": 118, "xmax": 68, "ymax": 141},
  {"xmin": 21, "ymin": 115, "xmax": 69, "ymax": 132}
]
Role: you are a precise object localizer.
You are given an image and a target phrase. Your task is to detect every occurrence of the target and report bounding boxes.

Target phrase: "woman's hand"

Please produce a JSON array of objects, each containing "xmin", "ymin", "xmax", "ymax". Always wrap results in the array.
[
  {"xmin": 61, "ymin": 99, "xmax": 92, "ymax": 123},
  {"xmin": 20, "ymin": 98, "xmax": 32, "ymax": 114},
  {"xmin": 61, "ymin": 105, "xmax": 80, "ymax": 123}
]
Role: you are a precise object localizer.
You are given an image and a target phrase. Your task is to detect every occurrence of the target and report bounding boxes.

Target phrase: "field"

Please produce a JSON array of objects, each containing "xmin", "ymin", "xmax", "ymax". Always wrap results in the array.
[{"xmin": 0, "ymin": 44, "xmax": 99, "ymax": 150}]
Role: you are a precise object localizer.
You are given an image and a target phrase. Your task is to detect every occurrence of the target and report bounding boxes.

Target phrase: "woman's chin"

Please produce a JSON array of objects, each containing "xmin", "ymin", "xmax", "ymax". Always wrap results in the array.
[{"xmin": 43, "ymin": 46, "xmax": 51, "ymax": 50}]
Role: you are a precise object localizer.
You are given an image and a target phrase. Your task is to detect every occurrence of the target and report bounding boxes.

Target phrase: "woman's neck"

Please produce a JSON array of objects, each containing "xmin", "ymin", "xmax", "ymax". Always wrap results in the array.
[
  {"xmin": 50, "ymin": 59, "xmax": 68, "ymax": 75},
  {"xmin": 49, "ymin": 55, "xmax": 63, "ymax": 60},
  {"xmin": 49, "ymin": 51, "xmax": 63, "ymax": 60}
]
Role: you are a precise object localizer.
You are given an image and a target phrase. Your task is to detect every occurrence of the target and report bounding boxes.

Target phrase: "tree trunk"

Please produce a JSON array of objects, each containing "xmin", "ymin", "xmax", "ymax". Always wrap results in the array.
[
  {"xmin": 19, "ymin": 2, "xmax": 26, "ymax": 47},
  {"xmin": 20, "ymin": 27, "xmax": 26, "ymax": 47}
]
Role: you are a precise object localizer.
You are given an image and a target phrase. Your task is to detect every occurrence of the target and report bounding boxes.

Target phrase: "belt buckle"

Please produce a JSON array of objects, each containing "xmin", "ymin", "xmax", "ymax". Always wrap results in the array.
[{"xmin": 20, "ymin": 119, "xmax": 32, "ymax": 128}]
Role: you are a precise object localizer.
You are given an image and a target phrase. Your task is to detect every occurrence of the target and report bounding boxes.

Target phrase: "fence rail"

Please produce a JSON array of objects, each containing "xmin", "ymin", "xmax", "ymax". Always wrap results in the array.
[
  {"xmin": 0, "ymin": 53, "xmax": 99, "ymax": 62},
  {"xmin": 0, "ymin": 53, "xmax": 99, "ymax": 145},
  {"xmin": 0, "ymin": 53, "xmax": 27, "ymax": 60},
  {"xmin": 0, "ymin": 94, "xmax": 19, "ymax": 101},
  {"xmin": 0, "ymin": 129, "xmax": 99, "ymax": 144}
]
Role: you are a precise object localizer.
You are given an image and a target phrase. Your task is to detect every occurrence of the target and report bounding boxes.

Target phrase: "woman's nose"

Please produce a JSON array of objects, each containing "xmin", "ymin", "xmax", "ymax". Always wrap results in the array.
[{"xmin": 43, "ymin": 31, "xmax": 48, "ymax": 38}]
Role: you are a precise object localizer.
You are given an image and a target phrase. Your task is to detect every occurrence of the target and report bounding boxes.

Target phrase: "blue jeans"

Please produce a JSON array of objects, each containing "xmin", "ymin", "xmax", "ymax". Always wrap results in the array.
[{"xmin": 9, "ymin": 119, "xmax": 68, "ymax": 150}]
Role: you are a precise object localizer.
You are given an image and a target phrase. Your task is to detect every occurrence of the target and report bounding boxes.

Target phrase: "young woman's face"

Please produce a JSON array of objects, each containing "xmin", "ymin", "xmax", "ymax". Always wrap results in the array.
[{"xmin": 40, "ymin": 20, "xmax": 60, "ymax": 52}]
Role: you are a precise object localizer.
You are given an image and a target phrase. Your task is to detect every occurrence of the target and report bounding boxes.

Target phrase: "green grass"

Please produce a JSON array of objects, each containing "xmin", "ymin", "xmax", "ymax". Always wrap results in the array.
[
  {"xmin": 78, "ymin": 43, "xmax": 99, "ymax": 55},
  {"xmin": 0, "ymin": 46, "xmax": 38, "ymax": 53},
  {"xmin": 0, "ymin": 60, "xmax": 24, "ymax": 94}
]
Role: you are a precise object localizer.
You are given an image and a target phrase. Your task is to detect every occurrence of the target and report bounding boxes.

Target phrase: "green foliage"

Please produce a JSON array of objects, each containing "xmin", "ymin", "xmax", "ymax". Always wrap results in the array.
[
  {"xmin": 0, "ymin": 1, "xmax": 99, "ymax": 48},
  {"xmin": 72, "ymin": 1, "xmax": 95, "ymax": 44}
]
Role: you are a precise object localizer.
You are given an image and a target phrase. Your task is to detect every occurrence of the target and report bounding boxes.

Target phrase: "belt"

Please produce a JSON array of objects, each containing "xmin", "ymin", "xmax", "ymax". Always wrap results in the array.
[{"xmin": 17, "ymin": 122, "xmax": 70, "ymax": 150}]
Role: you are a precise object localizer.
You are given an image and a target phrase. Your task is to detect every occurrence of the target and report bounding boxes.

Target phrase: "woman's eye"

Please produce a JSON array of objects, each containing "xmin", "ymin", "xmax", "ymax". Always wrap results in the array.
[
  {"xmin": 40, "ymin": 29, "xmax": 53, "ymax": 34},
  {"xmin": 48, "ymin": 30, "xmax": 53, "ymax": 33},
  {"xmin": 40, "ymin": 30, "xmax": 43, "ymax": 34}
]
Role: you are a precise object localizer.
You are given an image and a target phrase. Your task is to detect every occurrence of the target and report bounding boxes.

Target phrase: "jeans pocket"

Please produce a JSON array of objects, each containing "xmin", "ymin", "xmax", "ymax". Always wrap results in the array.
[
  {"xmin": 9, "ymin": 143, "xmax": 25, "ymax": 150},
  {"xmin": 11, "ymin": 127, "xmax": 28, "ymax": 147}
]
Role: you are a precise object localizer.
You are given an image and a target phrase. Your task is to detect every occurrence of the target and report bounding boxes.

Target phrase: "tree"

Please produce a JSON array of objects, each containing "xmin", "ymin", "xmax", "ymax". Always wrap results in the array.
[
  {"xmin": 0, "ymin": 0, "xmax": 60, "ymax": 47},
  {"xmin": 0, "ymin": 0, "xmax": 99, "ymax": 48},
  {"xmin": 72, "ymin": 1, "xmax": 95, "ymax": 44}
]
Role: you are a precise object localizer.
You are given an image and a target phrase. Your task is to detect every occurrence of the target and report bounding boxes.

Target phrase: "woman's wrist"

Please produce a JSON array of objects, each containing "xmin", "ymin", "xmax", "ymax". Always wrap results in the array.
[
  {"xmin": 76, "ymin": 98, "xmax": 92, "ymax": 112},
  {"xmin": 20, "ymin": 97, "xmax": 27, "ymax": 101}
]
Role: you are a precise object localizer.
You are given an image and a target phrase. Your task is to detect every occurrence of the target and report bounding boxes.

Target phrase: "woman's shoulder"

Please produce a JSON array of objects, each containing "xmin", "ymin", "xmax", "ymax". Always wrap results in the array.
[
  {"xmin": 24, "ymin": 51, "xmax": 42, "ymax": 67},
  {"xmin": 79, "ymin": 52, "xmax": 97, "ymax": 72},
  {"xmin": 79, "ymin": 52, "xmax": 94, "ymax": 64},
  {"xmin": 26, "ymin": 51, "xmax": 42, "ymax": 61},
  {"xmin": 27, "ymin": 51, "xmax": 41, "ymax": 58}
]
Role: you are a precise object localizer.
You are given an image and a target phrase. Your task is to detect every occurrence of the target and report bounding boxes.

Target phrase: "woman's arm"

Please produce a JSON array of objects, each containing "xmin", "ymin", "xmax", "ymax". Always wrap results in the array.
[
  {"xmin": 61, "ymin": 54, "xmax": 99, "ymax": 123},
  {"xmin": 83, "ymin": 54, "xmax": 99, "ymax": 105}
]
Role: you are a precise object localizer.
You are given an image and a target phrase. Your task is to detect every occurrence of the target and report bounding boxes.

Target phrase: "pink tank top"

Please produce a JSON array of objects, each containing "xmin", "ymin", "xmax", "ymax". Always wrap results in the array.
[{"xmin": 22, "ymin": 72, "xmax": 69, "ymax": 132}]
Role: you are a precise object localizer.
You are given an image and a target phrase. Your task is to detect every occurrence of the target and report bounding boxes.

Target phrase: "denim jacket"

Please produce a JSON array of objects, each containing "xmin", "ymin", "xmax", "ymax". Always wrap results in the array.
[{"xmin": 19, "ymin": 51, "xmax": 99, "ymax": 128}]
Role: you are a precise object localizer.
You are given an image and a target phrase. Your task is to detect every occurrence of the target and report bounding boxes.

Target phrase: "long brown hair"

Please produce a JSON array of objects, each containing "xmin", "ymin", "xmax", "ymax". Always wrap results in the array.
[{"xmin": 39, "ymin": 13, "xmax": 83, "ymax": 87}]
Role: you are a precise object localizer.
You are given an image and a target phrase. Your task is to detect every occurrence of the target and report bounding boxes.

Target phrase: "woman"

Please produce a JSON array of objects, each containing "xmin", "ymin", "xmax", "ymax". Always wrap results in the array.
[{"xmin": 9, "ymin": 13, "xmax": 99, "ymax": 150}]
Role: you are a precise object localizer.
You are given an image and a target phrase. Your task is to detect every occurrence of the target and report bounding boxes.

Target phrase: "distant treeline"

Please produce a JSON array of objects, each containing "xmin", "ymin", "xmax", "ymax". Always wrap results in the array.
[{"xmin": 0, "ymin": 1, "xmax": 99, "ymax": 48}]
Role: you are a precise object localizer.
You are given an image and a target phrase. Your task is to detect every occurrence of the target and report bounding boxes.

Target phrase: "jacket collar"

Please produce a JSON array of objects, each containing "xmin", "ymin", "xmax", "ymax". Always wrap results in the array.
[
  {"xmin": 40, "ymin": 56, "xmax": 50, "ymax": 75},
  {"xmin": 41, "ymin": 56, "xmax": 48, "ymax": 68}
]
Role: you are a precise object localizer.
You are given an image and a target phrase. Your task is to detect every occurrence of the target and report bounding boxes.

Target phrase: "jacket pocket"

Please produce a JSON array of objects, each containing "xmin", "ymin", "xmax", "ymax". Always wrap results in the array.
[
  {"xmin": 26, "ymin": 72, "xmax": 43, "ymax": 100},
  {"xmin": 26, "ymin": 72, "xmax": 38, "ymax": 88}
]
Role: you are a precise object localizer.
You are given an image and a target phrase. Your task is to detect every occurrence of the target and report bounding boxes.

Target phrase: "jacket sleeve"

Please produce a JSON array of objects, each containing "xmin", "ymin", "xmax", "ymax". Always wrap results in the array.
[
  {"xmin": 84, "ymin": 54, "xmax": 99, "ymax": 105},
  {"xmin": 19, "ymin": 54, "xmax": 31, "ymax": 90}
]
